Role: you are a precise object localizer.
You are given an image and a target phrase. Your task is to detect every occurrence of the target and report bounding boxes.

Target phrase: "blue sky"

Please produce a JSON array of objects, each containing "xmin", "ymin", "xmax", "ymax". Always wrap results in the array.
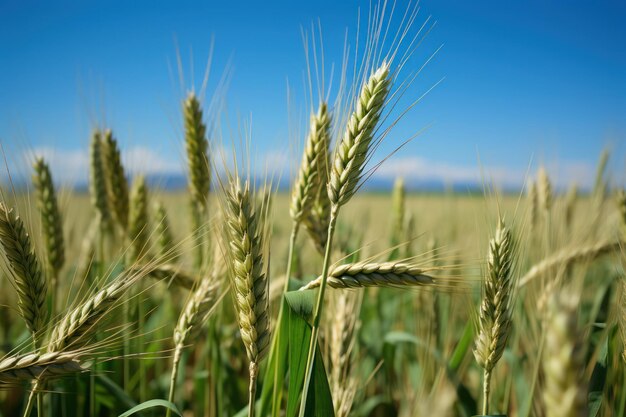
[{"xmin": 1, "ymin": 0, "xmax": 625, "ymax": 189}]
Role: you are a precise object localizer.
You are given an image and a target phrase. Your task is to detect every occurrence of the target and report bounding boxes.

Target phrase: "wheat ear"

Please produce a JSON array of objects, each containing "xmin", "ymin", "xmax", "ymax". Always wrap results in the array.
[
  {"xmin": 528, "ymin": 181, "xmax": 538, "ymax": 233},
  {"xmin": 617, "ymin": 189, "xmax": 626, "ymax": 237},
  {"xmin": 0, "ymin": 351, "xmax": 85, "ymax": 386},
  {"xmin": 184, "ymin": 92, "xmax": 210, "ymax": 210},
  {"xmin": 537, "ymin": 167, "xmax": 552, "ymax": 213},
  {"xmin": 32, "ymin": 157, "xmax": 65, "ymax": 315},
  {"xmin": 300, "ymin": 262, "xmax": 435, "ymax": 290},
  {"xmin": 32, "ymin": 157, "xmax": 65, "ymax": 277},
  {"xmin": 47, "ymin": 274, "xmax": 132, "ymax": 352},
  {"xmin": 543, "ymin": 293, "xmax": 587, "ymax": 417},
  {"xmin": 390, "ymin": 177, "xmax": 406, "ymax": 247},
  {"xmin": 0, "ymin": 203, "xmax": 47, "ymax": 338},
  {"xmin": 127, "ymin": 175, "xmax": 149, "ymax": 262},
  {"xmin": 474, "ymin": 219, "xmax": 515, "ymax": 415},
  {"xmin": 518, "ymin": 239, "xmax": 622, "ymax": 287},
  {"xmin": 223, "ymin": 177, "xmax": 269, "ymax": 417},
  {"xmin": 136, "ymin": 264, "xmax": 196, "ymax": 290},
  {"xmin": 328, "ymin": 62, "xmax": 391, "ymax": 208},
  {"xmin": 166, "ymin": 276, "xmax": 220, "ymax": 415},
  {"xmin": 102, "ymin": 129, "xmax": 130, "ymax": 230},
  {"xmin": 302, "ymin": 107, "xmax": 332, "ymax": 255},
  {"xmin": 329, "ymin": 292, "xmax": 361, "ymax": 417},
  {"xmin": 154, "ymin": 201, "xmax": 178, "ymax": 261},
  {"xmin": 564, "ymin": 183, "xmax": 578, "ymax": 229},
  {"xmin": 290, "ymin": 102, "xmax": 332, "ymax": 224},
  {"xmin": 89, "ymin": 130, "xmax": 112, "ymax": 229}
]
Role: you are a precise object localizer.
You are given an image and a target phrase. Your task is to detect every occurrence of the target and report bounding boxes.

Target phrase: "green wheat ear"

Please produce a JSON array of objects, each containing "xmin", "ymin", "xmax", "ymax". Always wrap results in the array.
[
  {"xmin": 102, "ymin": 129, "xmax": 130, "ymax": 230},
  {"xmin": 184, "ymin": 92, "xmax": 211, "ymax": 210},
  {"xmin": 290, "ymin": 102, "xmax": 331, "ymax": 224},
  {"xmin": 223, "ymin": 177, "xmax": 270, "ymax": 365},
  {"xmin": 474, "ymin": 218, "xmax": 514, "ymax": 371},
  {"xmin": 0, "ymin": 203, "xmax": 47, "ymax": 338},
  {"xmin": 89, "ymin": 130, "xmax": 112, "ymax": 230},
  {"xmin": 32, "ymin": 157, "xmax": 65, "ymax": 278},
  {"xmin": 328, "ymin": 62, "xmax": 391, "ymax": 208},
  {"xmin": 127, "ymin": 175, "xmax": 150, "ymax": 262}
]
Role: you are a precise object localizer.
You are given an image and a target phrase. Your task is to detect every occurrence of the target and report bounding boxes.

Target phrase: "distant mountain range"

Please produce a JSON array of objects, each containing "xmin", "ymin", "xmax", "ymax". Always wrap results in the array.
[{"xmin": 5, "ymin": 173, "xmax": 526, "ymax": 194}]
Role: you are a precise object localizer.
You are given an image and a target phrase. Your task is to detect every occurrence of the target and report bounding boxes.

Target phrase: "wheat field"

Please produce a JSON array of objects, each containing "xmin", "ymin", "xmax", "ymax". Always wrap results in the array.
[{"xmin": 1, "ymin": 2, "xmax": 625, "ymax": 417}]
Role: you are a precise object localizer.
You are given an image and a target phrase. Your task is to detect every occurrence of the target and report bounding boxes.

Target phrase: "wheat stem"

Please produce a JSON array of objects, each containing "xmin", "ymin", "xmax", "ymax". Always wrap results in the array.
[
  {"xmin": 248, "ymin": 362, "xmax": 259, "ymax": 417},
  {"xmin": 299, "ymin": 205, "xmax": 338, "ymax": 417},
  {"xmin": 482, "ymin": 368, "xmax": 491, "ymax": 415}
]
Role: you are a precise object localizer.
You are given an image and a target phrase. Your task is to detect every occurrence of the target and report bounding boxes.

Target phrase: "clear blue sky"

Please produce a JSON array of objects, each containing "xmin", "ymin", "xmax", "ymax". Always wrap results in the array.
[{"xmin": 1, "ymin": 0, "xmax": 625, "ymax": 188}]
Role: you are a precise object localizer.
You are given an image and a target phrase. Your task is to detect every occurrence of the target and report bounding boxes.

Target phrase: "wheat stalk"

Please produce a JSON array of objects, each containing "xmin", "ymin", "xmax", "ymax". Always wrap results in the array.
[
  {"xmin": 543, "ymin": 293, "xmax": 587, "ymax": 417},
  {"xmin": 518, "ymin": 239, "xmax": 621, "ymax": 287},
  {"xmin": 89, "ymin": 130, "xmax": 112, "ymax": 230},
  {"xmin": 300, "ymin": 262, "xmax": 435, "ymax": 290},
  {"xmin": 0, "ymin": 203, "xmax": 47, "ymax": 338},
  {"xmin": 0, "ymin": 351, "xmax": 85, "ymax": 386},
  {"xmin": 328, "ymin": 62, "xmax": 391, "ymax": 208},
  {"xmin": 102, "ymin": 129, "xmax": 130, "ymax": 230},
  {"xmin": 474, "ymin": 219, "xmax": 515, "ymax": 415},
  {"xmin": 222, "ymin": 177, "xmax": 269, "ymax": 417},
  {"xmin": 127, "ymin": 175, "xmax": 149, "ymax": 262}
]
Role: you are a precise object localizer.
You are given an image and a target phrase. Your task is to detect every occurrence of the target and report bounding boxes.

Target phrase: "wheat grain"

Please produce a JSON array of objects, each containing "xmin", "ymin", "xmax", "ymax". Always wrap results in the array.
[
  {"xmin": 0, "ymin": 203, "xmax": 47, "ymax": 337},
  {"xmin": 300, "ymin": 261, "xmax": 435, "ymax": 290}
]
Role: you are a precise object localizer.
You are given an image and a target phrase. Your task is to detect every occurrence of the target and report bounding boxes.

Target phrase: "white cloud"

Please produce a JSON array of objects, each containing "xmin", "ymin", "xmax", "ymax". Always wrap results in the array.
[
  {"xmin": 373, "ymin": 156, "xmax": 596, "ymax": 189},
  {"xmin": 13, "ymin": 146, "xmax": 184, "ymax": 186}
]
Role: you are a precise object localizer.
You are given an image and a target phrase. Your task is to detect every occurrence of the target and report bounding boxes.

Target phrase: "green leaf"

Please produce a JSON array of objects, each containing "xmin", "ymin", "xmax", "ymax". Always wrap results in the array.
[
  {"xmin": 284, "ymin": 290, "xmax": 335, "ymax": 417},
  {"xmin": 259, "ymin": 278, "xmax": 307, "ymax": 417},
  {"xmin": 449, "ymin": 321, "xmax": 474, "ymax": 372},
  {"xmin": 117, "ymin": 399, "xmax": 182, "ymax": 417}
]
